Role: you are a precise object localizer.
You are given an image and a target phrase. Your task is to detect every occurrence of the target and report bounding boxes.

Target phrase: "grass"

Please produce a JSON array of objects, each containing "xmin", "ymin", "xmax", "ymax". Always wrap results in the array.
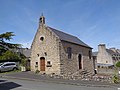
[{"xmin": 0, "ymin": 69, "xmax": 21, "ymax": 74}]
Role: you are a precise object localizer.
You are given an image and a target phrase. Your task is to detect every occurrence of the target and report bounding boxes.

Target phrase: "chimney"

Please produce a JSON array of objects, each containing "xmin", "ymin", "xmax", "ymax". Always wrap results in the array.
[{"xmin": 98, "ymin": 44, "xmax": 106, "ymax": 52}]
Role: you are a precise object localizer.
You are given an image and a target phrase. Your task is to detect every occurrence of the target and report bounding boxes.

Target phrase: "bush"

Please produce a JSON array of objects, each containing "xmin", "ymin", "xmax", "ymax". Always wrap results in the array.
[
  {"xmin": 35, "ymin": 70, "xmax": 40, "ymax": 74},
  {"xmin": 21, "ymin": 59, "xmax": 27, "ymax": 67},
  {"xmin": 26, "ymin": 66, "xmax": 31, "ymax": 71},
  {"xmin": 116, "ymin": 61, "xmax": 120, "ymax": 68},
  {"xmin": 112, "ymin": 74, "xmax": 120, "ymax": 84},
  {"xmin": 0, "ymin": 50, "xmax": 20, "ymax": 62}
]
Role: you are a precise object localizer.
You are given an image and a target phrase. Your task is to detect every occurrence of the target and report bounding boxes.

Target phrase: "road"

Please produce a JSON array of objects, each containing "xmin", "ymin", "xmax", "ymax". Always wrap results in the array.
[{"xmin": 0, "ymin": 77, "xmax": 118, "ymax": 90}]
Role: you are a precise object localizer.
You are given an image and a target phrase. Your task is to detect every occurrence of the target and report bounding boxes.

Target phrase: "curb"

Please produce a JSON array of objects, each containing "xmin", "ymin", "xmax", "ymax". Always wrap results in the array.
[{"xmin": 1, "ymin": 75, "xmax": 115, "ymax": 88}]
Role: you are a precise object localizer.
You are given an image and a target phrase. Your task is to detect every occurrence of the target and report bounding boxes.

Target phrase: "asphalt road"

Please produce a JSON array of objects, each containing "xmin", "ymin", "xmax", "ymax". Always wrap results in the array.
[{"xmin": 0, "ymin": 78, "xmax": 118, "ymax": 90}]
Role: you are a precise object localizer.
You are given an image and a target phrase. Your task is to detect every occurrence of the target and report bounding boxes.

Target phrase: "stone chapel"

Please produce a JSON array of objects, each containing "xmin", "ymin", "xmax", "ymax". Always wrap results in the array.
[{"xmin": 31, "ymin": 15, "xmax": 94, "ymax": 76}]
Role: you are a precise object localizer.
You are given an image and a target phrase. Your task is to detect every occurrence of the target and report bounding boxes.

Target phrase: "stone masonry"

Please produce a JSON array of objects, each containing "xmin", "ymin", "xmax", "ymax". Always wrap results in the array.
[
  {"xmin": 31, "ymin": 25, "xmax": 61, "ymax": 75},
  {"xmin": 31, "ymin": 15, "xmax": 94, "ymax": 77}
]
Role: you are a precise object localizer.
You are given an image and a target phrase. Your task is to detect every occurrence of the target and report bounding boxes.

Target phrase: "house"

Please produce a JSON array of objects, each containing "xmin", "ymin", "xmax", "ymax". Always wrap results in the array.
[
  {"xmin": 31, "ymin": 15, "xmax": 94, "ymax": 76},
  {"xmin": 16, "ymin": 48, "xmax": 31, "ymax": 59},
  {"xmin": 93, "ymin": 44, "xmax": 120, "ymax": 74},
  {"xmin": 14, "ymin": 48, "xmax": 31, "ymax": 71}
]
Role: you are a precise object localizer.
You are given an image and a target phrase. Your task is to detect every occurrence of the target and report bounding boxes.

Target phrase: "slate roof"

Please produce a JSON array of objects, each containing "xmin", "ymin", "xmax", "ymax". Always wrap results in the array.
[
  {"xmin": 47, "ymin": 26, "xmax": 91, "ymax": 48},
  {"xmin": 18, "ymin": 48, "xmax": 31, "ymax": 58},
  {"xmin": 106, "ymin": 49, "xmax": 116, "ymax": 55},
  {"xmin": 92, "ymin": 49, "xmax": 120, "ymax": 57},
  {"xmin": 22, "ymin": 49, "xmax": 31, "ymax": 58}
]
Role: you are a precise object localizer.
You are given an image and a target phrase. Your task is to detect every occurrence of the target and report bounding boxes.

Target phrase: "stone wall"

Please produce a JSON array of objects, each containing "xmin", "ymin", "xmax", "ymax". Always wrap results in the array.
[
  {"xmin": 59, "ymin": 41, "xmax": 94, "ymax": 75},
  {"xmin": 96, "ymin": 44, "xmax": 114, "ymax": 74},
  {"xmin": 97, "ymin": 68, "xmax": 114, "ymax": 74},
  {"xmin": 31, "ymin": 25, "xmax": 61, "ymax": 75},
  {"xmin": 97, "ymin": 44, "xmax": 113, "ymax": 65},
  {"xmin": 31, "ymin": 25, "xmax": 94, "ymax": 76}
]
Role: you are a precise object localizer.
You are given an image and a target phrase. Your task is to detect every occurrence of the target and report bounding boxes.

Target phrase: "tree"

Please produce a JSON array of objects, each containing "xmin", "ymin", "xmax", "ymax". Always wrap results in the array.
[
  {"xmin": 0, "ymin": 32, "xmax": 21, "ymax": 62},
  {"xmin": 0, "ymin": 32, "xmax": 21, "ymax": 53},
  {"xmin": 0, "ymin": 32, "xmax": 15, "ymax": 41},
  {"xmin": 0, "ymin": 50, "xmax": 20, "ymax": 62}
]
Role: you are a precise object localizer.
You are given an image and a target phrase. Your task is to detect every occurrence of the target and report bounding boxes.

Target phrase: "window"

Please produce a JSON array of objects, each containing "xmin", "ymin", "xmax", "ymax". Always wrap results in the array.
[
  {"xmin": 35, "ymin": 62, "xmax": 38, "ymax": 67},
  {"xmin": 89, "ymin": 50, "xmax": 91, "ymax": 59},
  {"xmin": 67, "ymin": 47, "xmax": 72, "ymax": 59},
  {"xmin": 112, "ymin": 57, "xmax": 115, "ymax": 60},
  {"xmin": 40, "ymin": 37, "xmax": 44, "ymax": 41},
  {"xmin": 47, "ymin": 61, "xmax": 52, "ymax": 67},
  {"xmin": 37, "ymin": 54, "xmax": 39, "ymax": 57},
  {"xmin": 9, "ymin": 63, "xmax": 15, "ymax": 65},
  {"xmin": 44, "ymin": 52, "xmax": 47, "ymax": 56},
  {"xmin": 47, "ymin": 61, "xmax": 51, "ymax": 65},
  {"xmin": 116, "ymin": 57, "xmax": 118, "ymax": 60},
  {"xmin": 98, "ymin": 66, "xmax": 100, "ymax": 68},
  {"xmin": 4, "ymin": 64, "xmax": 10, "ymax": 66},
  {"xmin": 106, "ymin": 61, "xmax": 108, "ymax": 63},
  {"xmin": 36, "ymin": 62, "xmax": 38, "ymax": 65},
  {"xmin": 3, "ymin": 63, "xmax": 16, "ymax": 66},
  {"xmin": 108, "ymin": 66, "xmax": 113, "ymax": 69}
]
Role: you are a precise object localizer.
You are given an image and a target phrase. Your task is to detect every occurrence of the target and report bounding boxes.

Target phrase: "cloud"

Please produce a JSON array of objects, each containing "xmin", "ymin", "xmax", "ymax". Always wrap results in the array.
[
  {"xmin": 21, "ymin": 42, "xmax": 31, "ymax": 48},
  {"xmin": 17, "ymin": 40, "xmax": 32, "ymax": 48}
]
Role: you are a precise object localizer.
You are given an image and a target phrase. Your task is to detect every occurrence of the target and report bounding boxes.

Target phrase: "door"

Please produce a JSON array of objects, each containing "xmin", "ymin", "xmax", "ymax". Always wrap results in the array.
[
  {"xmin": 40, "ymin": 57, "xmax": 45, "ymax": 71},
  {"xmin": 78, "ymin": 54, "xmax": 82, "ymax": 69}
]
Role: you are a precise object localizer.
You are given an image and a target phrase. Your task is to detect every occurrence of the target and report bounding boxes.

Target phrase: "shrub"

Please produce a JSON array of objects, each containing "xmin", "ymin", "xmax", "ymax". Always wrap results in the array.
[
  {"xmin": 35, "ymin": 70, "xmax": 40, "ymax": 74},
  {"xmin": 116, "ymin": 61, "xmax": 120, "ymax": 68},
  {"xmin": 112, "ymin": 74, "xmax": 119, "ymax": 84}
]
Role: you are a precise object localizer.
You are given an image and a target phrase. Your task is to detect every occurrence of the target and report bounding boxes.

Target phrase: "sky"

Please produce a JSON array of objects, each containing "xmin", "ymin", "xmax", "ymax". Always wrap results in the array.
[{"xmin": 0, "ymin": 0, "xmax": 120, "ymax": 51}]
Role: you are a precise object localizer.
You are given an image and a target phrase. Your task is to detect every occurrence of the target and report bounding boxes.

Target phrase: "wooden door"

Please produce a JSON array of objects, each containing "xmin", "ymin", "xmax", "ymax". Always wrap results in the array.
[{"xmin": 40, "ymin": 57, "xmax": 45, "ymax": 71}]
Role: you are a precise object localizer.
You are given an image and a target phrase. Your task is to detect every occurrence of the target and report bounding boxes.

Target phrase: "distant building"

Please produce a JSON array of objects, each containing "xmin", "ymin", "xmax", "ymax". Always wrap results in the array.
[
  {"xmin": 31, "ymin": 15, "xmax": 94, "ymax": 76},
  {"xmin": 16, "ymin": 48, "xmax": 31, "ymax": 59},
  {"xmin": 15, "ymin": 48, "xmax": 31, "ymax": 71},
  {"xmin": 93, "ymin": 44, "xmax": 120, "ymax": 74}
]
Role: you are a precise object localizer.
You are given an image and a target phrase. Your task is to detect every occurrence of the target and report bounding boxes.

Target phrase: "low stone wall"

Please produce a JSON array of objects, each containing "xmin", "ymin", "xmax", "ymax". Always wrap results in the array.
[
  {"xmin": 47, "ymin": 73, "xmax": 113, "ymax": 83},
  {"xmin": 97, "ymin": 68, "xmax": 114, "ymax": 74}
]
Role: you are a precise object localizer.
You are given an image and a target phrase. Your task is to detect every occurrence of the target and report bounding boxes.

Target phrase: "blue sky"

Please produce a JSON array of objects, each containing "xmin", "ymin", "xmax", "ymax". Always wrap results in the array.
[{"xmin": 0, "ymin": 0, "xmax": 120, "ymax": 51}]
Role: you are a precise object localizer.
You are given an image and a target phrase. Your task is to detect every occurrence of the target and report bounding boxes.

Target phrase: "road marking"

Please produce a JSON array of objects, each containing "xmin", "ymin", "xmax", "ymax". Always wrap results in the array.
[{"xmin": 118, "ymin": 88, "xmax": 120, "ymax": 90}]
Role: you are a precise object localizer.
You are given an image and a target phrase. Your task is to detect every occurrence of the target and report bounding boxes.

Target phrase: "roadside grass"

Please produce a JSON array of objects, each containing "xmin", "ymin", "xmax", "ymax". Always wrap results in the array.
[{"xmin": 0, "ymin": 69, "xmax": 21, "ymax": 74}]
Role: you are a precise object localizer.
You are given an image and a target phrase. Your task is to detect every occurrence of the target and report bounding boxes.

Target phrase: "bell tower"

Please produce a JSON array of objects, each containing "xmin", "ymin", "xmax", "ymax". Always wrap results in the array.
[{"xmin": 39, "ymin": 13, "xmax": 45, "ymax": 25}]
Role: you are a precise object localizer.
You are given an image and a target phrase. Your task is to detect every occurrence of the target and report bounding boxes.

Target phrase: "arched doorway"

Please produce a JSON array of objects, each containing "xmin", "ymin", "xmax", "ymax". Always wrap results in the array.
[
  {"xmin": 78, "ymin": 54, "xmax": 82, "ymax": 69},
  {"xmin": 40, "ymin": 57, "xmax": 45, "ymax": 71}
]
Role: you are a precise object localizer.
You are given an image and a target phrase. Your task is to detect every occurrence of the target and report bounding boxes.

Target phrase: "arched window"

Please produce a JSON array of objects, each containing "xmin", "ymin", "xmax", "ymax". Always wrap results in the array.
[
  {"xmin": 78, "ymin": 54, "xmax": 82, "ymax": 69},
  {"xmin": 67, "ymin": 47, "xmax": 72, "ymax": 59},
  {"xmin": 89, "ymin": 50, "xmax": 91, "ymax": 59}
]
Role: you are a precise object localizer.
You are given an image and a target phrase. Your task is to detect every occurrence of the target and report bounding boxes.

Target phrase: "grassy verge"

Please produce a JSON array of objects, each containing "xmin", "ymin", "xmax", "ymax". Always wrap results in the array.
[{"xmin": 0, "ymin": 70, "xmax": 21, "ymax": 74}]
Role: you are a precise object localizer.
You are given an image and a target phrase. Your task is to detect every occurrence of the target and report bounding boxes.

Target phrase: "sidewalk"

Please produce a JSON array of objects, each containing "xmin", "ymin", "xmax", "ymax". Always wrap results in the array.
[{"xmin": 0, "ymin": 71, "xmax": 120, "ymax": 88}]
